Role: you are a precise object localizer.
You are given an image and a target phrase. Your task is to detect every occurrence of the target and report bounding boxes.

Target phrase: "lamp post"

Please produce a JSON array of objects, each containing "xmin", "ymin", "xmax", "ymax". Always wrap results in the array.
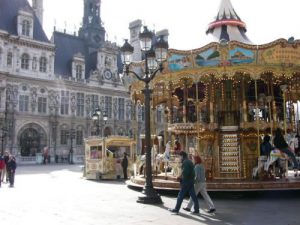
[
  {"xmin": 69, "ymin": 128, "xmax": 75, "ymax": 164},
  {"xmin": 121, "ymin": 26, "xmax": 168, "ymax": 204},
  {"xmin": 0, "ymin": 127, "xmax": 8, "ymax": 155},
  {"xmin": 92, "ymin": 107, "xmax": 108, "ymax": 137}
]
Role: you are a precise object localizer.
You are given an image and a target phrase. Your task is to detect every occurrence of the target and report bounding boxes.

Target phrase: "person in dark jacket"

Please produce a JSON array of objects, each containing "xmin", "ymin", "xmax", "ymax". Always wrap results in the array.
[
  {"xmin": 169, "ymin": 151, "xmax": 199, "ymax": 214},
  {"xmin": 7, "ymin": 155, "xmax": 17, "ymax": 187},
  {"xmin": 273, "ymin": 128, "xmax": 299, "ymax": 170},
  {"xmin": 260, "ymin": 135, "xmax": 273, "ymax": 156},
  {"xmin": 121, "ymin": 153, "xmax": 128, "ymax": 179}
]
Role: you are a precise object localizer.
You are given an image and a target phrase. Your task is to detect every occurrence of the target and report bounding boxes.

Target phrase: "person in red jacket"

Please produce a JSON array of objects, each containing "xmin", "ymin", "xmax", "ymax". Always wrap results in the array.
[{"xmin": 0, "ymin": 155, "xmax": 5, "ymax": 187}]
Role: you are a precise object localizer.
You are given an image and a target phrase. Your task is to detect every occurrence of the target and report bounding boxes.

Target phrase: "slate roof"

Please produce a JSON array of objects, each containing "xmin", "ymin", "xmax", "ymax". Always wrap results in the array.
[
  {"xmin": 53, "ymin": 31, "xmax": 89, "ymax": 77},
  {"xmin": 0, "ymin": 0, "xmax": 49, "ymax": 43}
]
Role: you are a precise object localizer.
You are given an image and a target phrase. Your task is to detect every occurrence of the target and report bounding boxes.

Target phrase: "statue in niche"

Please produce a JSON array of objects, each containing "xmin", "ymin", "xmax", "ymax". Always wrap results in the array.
[{"xmin": 71, "ymin": 94, "xmax": 76, "ymax": 113}]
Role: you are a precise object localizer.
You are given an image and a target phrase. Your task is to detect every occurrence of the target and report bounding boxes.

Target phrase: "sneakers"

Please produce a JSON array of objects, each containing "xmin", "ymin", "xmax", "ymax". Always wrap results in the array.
[
  {"xmin": 182, "ymin": 207, "xmax": 191, "ymax": 212},
  {"xmin": 168, "ymin": 208, "xmax": 179, "ymax": 214},
  {"xmin": 207, "ymin": 208, "xmax": 216, "ymax": 213}
]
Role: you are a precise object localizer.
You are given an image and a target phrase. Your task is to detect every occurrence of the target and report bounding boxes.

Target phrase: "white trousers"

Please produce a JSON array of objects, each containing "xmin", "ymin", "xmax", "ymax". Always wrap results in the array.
[{"xmin": 187, "ymin": 182, "xmax": 215, "ymax": 210}]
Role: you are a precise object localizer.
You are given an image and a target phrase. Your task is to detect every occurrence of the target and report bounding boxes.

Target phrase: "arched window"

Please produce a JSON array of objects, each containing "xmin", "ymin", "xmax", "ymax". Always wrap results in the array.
[
  {"xmin": 7, "ymin": 52, "xmax": 13, "ymax": 66},
  {"xmin": 22, "ymin": 20, "xmax": 30, "ymax": 36},
  {"xmin": 32, "ymin": 57, "xmax": 37, "ymax": 70},
  {"xmin": 39, "ymin": 57, "xmax": 47, "ymax": 72},
  {"xmin": 21, "ymin": 53, "xmax": 29, "ymax": 69},
  {"xmin": 75, "ymin": 64, "xmax": 82, "ymax": 79}
]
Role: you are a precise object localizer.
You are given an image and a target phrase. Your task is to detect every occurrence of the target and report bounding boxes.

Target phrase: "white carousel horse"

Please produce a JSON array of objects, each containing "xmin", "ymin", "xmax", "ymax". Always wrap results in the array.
[
  {"xmin": 137, "ymin": 153, "xmax": 165, "ymax": 175},
  {"xmin": 253, "ymin": 149, "xmax": 289, "ymax": 179},
  {"xmin": 264, "ymin": 149, "xmax": 289, "ymax": 172}
]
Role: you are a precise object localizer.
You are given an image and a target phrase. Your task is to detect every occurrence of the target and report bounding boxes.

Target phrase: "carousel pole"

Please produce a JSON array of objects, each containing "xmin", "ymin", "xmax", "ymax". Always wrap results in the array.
[
  {"xmin": 242, "ymin": 77, "xmax": 248, "ymax": 123},
  {"xmin": 196, "ymin": 80, "xmax": 200, "ymax": 154},
  {"xmin": 266, "ymin": 96, "xmax": 273, "ymax": 136},
  {"xmin": 270, "ymin": 79, "xmax": 277, "ymax": 125},
  {"xmin": 280, "ymin": 84, "xmax": 288, "ymax": 135},
  {"xmin": 252, "ymin": 75, "xmax": 260, "ymax": 156}
]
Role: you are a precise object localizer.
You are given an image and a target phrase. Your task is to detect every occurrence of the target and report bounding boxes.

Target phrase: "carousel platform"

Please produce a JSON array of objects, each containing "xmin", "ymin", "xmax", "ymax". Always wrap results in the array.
[{"xmin": 126, "ymin": 170, "xmax": 300, "ymax": 192}]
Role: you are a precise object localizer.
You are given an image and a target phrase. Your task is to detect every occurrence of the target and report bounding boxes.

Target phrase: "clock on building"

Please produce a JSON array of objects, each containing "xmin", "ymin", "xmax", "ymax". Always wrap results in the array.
[{"xmin": 104, "ymin": 69, "xmax": 112, "ymax": 80}]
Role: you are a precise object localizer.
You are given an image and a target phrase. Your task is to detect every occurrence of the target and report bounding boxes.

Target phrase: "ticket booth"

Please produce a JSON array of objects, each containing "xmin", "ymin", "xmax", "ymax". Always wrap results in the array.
[{"xmin": 84, "ymin": 136, "xmax": 136, "ymax": 180}]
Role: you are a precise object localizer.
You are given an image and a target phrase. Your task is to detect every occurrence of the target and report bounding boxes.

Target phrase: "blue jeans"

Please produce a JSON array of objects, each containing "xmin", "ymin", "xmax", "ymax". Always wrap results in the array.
[{"xmin": 175, "ymin": 180, "xmax": 199, "ymax": 212}]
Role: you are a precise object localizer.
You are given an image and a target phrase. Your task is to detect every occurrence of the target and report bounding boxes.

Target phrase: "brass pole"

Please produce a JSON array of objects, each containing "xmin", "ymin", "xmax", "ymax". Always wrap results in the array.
[
  {"xmin": 280, "ymin": 84, "xmax": 288, "ymax": 135},
  {"xmin": 252, "ymin": 75, "xmax": 260, "ymax": 156}
]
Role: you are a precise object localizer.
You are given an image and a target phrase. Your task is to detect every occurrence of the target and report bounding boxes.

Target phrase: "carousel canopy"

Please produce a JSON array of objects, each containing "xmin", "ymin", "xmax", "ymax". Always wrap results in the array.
[{"xmin": 206, "ymin": 0, "xmax": 251, "ymax": 44}]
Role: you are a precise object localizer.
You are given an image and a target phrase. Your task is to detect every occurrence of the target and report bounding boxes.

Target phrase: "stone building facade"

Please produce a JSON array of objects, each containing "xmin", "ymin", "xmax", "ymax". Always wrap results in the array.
[{"xmin": 0, "ymin": 0, "xmax": 134, "ymax": 163}]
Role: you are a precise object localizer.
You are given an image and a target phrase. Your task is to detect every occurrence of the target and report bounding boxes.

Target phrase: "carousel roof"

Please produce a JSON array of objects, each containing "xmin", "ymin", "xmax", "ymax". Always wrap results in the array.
[{"xmin": 206, "ymin": 0, "xmax": 251, "ymax": 44}]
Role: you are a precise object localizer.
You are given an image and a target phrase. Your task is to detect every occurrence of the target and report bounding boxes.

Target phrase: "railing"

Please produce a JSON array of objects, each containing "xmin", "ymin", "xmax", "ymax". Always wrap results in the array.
[{"xmin": 18, "ymin": 156, "xmax": 37, "ymax": 164}]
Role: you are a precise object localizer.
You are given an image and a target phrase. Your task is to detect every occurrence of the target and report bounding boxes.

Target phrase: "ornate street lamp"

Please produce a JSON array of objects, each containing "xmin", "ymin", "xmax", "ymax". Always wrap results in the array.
[
  {"xmin": 121, "ymin": 26, "xmax": 168, "ymax": 204},
  {"xmin": 92, "ymin": 107, "xmax": 108, "ymax": 137}
]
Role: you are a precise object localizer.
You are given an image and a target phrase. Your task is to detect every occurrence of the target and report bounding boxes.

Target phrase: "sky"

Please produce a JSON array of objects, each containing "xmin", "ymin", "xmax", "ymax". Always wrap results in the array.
[{"xmin": 29, "ymin": 0, "xmax": 300, "ymax": 50}]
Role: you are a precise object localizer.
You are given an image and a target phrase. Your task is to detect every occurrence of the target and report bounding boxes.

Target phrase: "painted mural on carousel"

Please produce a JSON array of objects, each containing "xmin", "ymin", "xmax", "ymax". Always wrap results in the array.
[{"xmin": 167, "ymin": 40, "xmax": 300, "ymax": 73}]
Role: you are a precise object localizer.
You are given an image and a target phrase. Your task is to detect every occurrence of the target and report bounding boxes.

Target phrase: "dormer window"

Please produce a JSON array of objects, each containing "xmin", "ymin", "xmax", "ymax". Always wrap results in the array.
[
  {"xmin": 22, "ymin": 20, "xmax": 30, "ymax": 36},
  {"xmin": 17, "ymin": 8, "xmax": 34, "ymax": 38},
  {"xmin": 39, "ymin": 57, "xmax": 47, "ymax": 72},
  {"xmin": 72, "ymin": 53, "xmax": 85, "ymax": 80},
  {"xmin": 76, "ymin": 65, "xmax": 83, "ymax": 79},
  {"xmin": 21, "ymin": 53, "xmax": 29, "ymax": 69}
]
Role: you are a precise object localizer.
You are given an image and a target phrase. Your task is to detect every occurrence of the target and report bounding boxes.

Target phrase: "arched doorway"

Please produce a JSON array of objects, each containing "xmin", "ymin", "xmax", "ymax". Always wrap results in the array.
[{"xmin": 19, "ymin": 124, "xmax": 47, "ymax": 156}]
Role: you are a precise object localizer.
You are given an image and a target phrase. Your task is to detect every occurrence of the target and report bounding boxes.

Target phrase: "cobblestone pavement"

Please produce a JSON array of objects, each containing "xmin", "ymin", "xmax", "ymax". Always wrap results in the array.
[{"xmin": 1, "ymin": 164, "xmax": 300, "ymax": 225}]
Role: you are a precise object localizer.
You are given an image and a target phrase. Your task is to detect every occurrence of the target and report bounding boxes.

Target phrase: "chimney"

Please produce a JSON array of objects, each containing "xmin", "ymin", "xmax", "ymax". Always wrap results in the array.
[{"xmin": 32, "ymin": 0, "xmax": 44, "ymax": 26}]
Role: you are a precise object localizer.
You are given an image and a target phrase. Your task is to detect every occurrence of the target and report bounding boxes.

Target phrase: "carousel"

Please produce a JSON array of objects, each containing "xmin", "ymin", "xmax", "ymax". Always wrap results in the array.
[{"xmin": 127, "ymin": 0, "xmax": 300, "ymax": 191}]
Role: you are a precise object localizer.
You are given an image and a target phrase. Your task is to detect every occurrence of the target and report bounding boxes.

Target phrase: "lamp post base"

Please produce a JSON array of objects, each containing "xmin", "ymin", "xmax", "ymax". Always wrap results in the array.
[{"xmin": 137, "ymin": 187, "xmax": 163, "ymax": 204}]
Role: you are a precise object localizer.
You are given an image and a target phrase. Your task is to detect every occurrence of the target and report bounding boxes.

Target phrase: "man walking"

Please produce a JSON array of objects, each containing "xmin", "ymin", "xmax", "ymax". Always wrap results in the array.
[
  {"xmin": 183, "ymin": 155, "xmax": 216, "ymax": 213},
  {"xmin": 169, "ymin": 151, "xmax": 199, "ymax": 214},
  {"xmin": 121, "ymin": 153, "xmax": 128, "ymax": 179}
]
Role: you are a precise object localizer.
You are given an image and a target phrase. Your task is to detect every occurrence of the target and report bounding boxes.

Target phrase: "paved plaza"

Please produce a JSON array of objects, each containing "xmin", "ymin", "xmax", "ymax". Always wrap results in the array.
[{"xmin": 1, "ymin": 164, "xmax": 300, "ymax": 225}]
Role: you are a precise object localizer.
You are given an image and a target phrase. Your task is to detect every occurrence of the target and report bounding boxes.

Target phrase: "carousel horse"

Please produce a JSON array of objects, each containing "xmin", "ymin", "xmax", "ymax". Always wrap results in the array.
[
  {"xmin": 253, "ymin": 149, "xmax": 289, "ymax": 179},
  {"xmin": 264, "ymin": 149, "xmax": 289, "ymax": 179},
  {"xmin": 138, "ymin": 153, "xmax": 165, "ymax": 176}
]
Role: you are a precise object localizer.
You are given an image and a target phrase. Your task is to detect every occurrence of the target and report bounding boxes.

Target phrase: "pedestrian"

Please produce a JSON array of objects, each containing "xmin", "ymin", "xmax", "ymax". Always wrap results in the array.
[
  {"xmin": 7, "ymin": 154, "xmax": 17, "ymax": 187},
  {"xmin": 169, "ymin": 151, "xmax": 199, "ymax": 214},
  {"xmin": 115, "ymin": 159, "xmax": 122, "ymax": 180},
  {"xmin": 121, "ymin": 153, "xmax": 128, "ymax": 179},
  {"xmin": 174, "ymin": 139, "xmax": 181, "ymax": 155},
  {"xmin": 183, "ymin": 155, "xmax": 216, "ymax": 213},
  {"xmin": 43, "ymin": 147, "xmax": 48, "ymax": 164},
  {"xmin": 0, "ymin": 155, "xmax": 5, "ymax": 187},
  {"xmin": 273, "ymin": 128, "xmax": 299, "ymax": 176},
  {"xmin": 2, "ymin": 151, "xmax": 9, "ymax": 183},
  {"xmin": 260, "ymin": 134, "xmax": 273, "ymax": 156}
]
